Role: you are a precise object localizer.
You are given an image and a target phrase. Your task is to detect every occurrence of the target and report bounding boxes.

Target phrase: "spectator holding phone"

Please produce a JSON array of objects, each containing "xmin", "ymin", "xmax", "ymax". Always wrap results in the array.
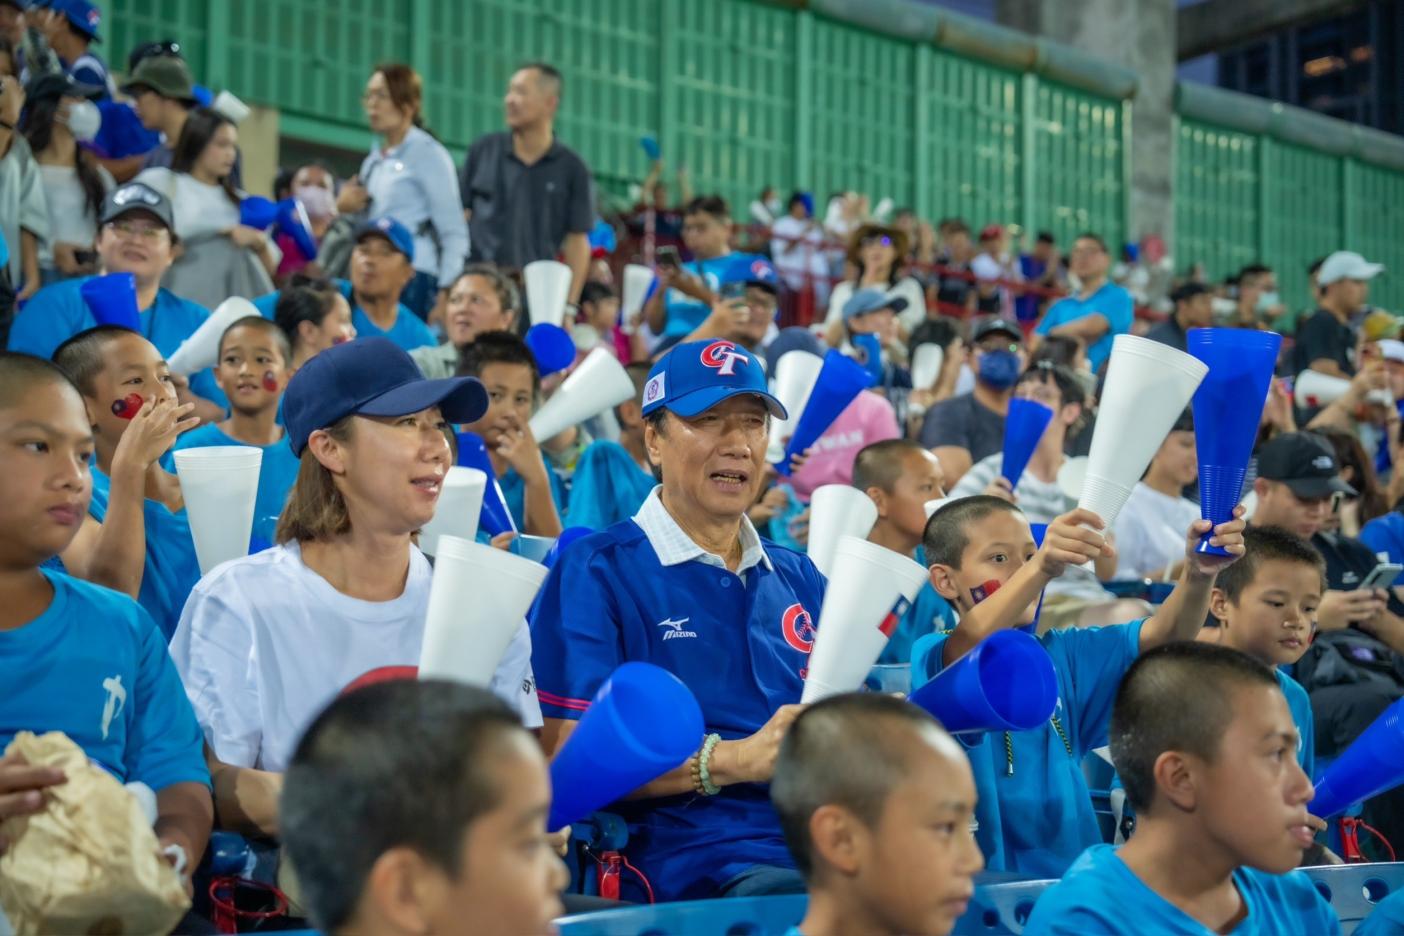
[
  {"xmin": 644, "ymin": 195, "xmax": 748, "ymax": 348},
  {"xmin": 21, "ymin": 72, "xmax": 112, "ymax": 285}
]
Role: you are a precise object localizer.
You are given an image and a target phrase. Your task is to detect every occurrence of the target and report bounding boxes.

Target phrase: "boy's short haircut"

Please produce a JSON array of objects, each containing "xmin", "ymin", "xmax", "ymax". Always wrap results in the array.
[
  {"xmin": 52, "ymin": 325, "xmax": 142, "ymax": 397},
  {"xmin": 281, "ymin": 679, "xmax": 525, "ymax": 932},
  {"xmin": 1075, "ymin": 231, "xmax": 1108, "ymax": 253},
  {"xmin": 772, "ymin": 693, "xmax": 944, "ymax": 879},
  {"xmin": 456, "ymin": 330, "xmax": 541, "ymax": 389},
  {"xmin": 1110, "ymin": 642, "xmax": 1278, "ymax": 813},
  {"xmin": 852, "ymin": 438, "xmax": 928, "ymax": 494},
  {"xmin": 1215, "ymin": 525, "xmax": 1325, "ymax": 604},
  {"xmin": 0, "ymin": 351, "xmax": 85, "ymax": 408},
  {"xmin": 1169, "ymin": 407, "xmax": 1193, "ymax": 434},
  {"xmin": 220, "ymin": 315, "xmax": 293, "ymax": 367},
  {"xmin": 922, "ymin": 495, "xmax": 1023, "ymax": 569},
  {"xmin": 579, "ymin": 281, "xmax": 616, "ymax": 307},
  {"xmin": 683, "ymin": 195, "xmax": 730, "ymax": 222}
]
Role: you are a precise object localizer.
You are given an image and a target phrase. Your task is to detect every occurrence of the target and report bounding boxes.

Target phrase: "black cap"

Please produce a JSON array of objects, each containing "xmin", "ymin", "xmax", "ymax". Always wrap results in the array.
[
  {"xmin": 1255, "ymin": 432, "xmax": 1356, "ymax": 499},
  {"xmin": 24, "ymin": 72, "xmax": 104, "ymax": 106},
  {"xmin": 970, "ymin": 317, "xmax": 1023, "ymax": 345},
  {"xmin": 99, "ymin": 182, "xmax": 175, "ymax": 230}
]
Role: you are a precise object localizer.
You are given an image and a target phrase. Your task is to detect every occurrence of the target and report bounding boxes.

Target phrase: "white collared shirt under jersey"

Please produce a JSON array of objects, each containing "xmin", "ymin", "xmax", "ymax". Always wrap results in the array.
[{"xmin": 632, "ymin": 486, "xmax": 773, "ymax": 582}]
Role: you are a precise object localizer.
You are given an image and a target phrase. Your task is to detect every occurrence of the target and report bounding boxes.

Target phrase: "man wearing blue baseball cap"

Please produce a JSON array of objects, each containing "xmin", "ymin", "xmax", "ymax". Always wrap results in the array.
[
  {"xmin": 682, "ymin": 254, "xmax": 782, "ymax": 355},
  {"xmin": 38, "ymin": 0, "xmax": 114, "ymax": 98},
  {"xmin": 345, "ymin": 217, "xmax": 435, "ymax": 353},
  {"xmin": 531, "ymin": 338, "xmax": 827, "ymax": 902}
]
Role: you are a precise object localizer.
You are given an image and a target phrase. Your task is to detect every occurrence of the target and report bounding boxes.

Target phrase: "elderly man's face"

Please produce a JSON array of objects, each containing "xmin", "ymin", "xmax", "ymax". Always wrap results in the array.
[{"xmin": 646, "ymin": 395, "xmax": 769, "ymax": 522}]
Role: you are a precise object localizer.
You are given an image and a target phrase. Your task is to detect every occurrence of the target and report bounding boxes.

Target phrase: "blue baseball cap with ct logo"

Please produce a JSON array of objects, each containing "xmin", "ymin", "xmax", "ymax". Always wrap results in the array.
[{"xmin": 642, "ymin": 339, "xmax": 786, "ymax": 420}]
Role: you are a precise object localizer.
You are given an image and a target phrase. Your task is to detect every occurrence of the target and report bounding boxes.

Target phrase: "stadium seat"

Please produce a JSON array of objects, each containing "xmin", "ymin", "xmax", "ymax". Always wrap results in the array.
[
  {"xmin": 953, "ymin": 879, "xmax": 1056, "ymax": 935},
  {"xmin": 1301, "ymin": 862, "xmax": 1404, "ymax": 935}
]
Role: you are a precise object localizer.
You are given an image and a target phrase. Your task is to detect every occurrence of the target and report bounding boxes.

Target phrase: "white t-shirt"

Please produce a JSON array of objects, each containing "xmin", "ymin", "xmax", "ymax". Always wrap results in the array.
[
  {"xmin": 769, "ymin": 216, "xmax": 827, "ymax": 288},
  {"xmin": 37, "ymin": 163, "xmax": 114, "ymax": 267},
  {"xmin": 134, "ymin": 166, "xmax": 240, "ymax": 241},
  {"xmin": 1112, "ymin": 482, "xmax": 1201, "ymax": 579},
  {"xmin": 170, "ymin": 541, "xmax": 540, "ymax": 773}
]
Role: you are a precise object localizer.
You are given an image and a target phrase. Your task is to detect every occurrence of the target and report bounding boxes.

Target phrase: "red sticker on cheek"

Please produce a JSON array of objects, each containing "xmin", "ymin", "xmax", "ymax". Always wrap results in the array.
[
  {"xmin": 262, "ymin": 372, "xmax": 279, "ymax": 392},
  {"xmin": 110, "ymin": 393, "xmax": 143, "ymax": 419}
]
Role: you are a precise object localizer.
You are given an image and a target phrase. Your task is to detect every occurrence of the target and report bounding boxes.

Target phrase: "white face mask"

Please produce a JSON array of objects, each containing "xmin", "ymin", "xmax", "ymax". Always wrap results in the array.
[
  {"xmin": 294, "ymin": 185, "xmax": 336, "ymax": 220},
  {"xmin": 63, "ymin": 99, "xmax": 101, "ymax": 143}
]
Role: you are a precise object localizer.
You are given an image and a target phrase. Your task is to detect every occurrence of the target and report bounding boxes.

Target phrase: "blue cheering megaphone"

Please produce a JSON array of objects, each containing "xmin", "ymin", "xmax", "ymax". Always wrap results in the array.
[
  {"xmin": 1002, "ymin": 398, "xmax": 1055, "ymax": 491},
  {"xmin": 1310, "ymin": 696, "xmax": 1404, "ymax": 818},
  {"xmin": 548, "ymin": 662, "xmax": 704, "ymax": 832},
  {"xmin": 455, "ymin": 431, "xmax": 518, "ymax": 537},
  {"xmin": 80, "ymin": 273, "xmax": 141, "ymax": 329},
  {"xmin": 276, "ymin": 197, "xmax": 320, "ymax": 260},
  {"xmin": 1187, "ymin": 328, "xmax": 1282, "ymax": 556},
  {"xmin": 239, "ymin": 195, "xmax": 279, "ymax": 230},
  {"xmin": 909, "ymin": 629, "xmax": 1057, "ymax": 735},
  {"xmin": 775, "ymin": 350, "xmax": 874, "ymax": 475}
]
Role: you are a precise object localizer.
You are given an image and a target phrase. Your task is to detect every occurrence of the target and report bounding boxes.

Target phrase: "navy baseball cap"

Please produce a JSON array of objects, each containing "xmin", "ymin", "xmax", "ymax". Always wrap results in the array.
[
  {"xmin": 54, "ymin": 0, "xmax": 101, "ymax": 41},
  {"xmin": 642, "ymin": 339, "xmax": 786, "ymax": 419},
  {"xmin": 354, "ymin": 216, "xmax": 415, "ymax": 264},
  {"xmin": 843, "ymin": 287, "xmax": 907, "ymax": 322},
  {"xmin": 283, "ymin": 338, "xmax": 488, "ymax": 456},
  {"xmin": 719, "ymin": 253, "xmax": 780, "ymax": 295}
]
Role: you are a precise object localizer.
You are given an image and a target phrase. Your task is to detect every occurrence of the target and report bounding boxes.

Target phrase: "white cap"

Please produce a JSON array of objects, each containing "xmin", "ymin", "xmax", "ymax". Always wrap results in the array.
[
  {"xmin": 1378, "ymin": 339, "xmax": 1404, "ymax": 365},
  {"xmin": 1319, "ymin": 250, "xmax": 1384, "ymax": 286}
]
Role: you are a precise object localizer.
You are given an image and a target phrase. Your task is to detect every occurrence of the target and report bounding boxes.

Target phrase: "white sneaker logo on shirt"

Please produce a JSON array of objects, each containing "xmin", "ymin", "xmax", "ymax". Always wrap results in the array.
[
  {"xmin": 100, "ymin": 675, "xmax": 126, "ymax": 740},
  {"xmin": 657, "ymin": 617, "xmax": 698, "ymax": 640}
]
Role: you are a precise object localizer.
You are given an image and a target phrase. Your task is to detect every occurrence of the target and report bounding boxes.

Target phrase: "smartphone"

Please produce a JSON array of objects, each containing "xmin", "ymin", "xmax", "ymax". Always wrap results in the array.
[
  {"xmin": 74, "ymin": 249, "xmax": 98, "ymax": 267},
  {"xmin": 657, "ymin": 246, "xmax": 681, "ymax": 268},
  {"xmin": 1361, "ymin": 563, "xmax": 1404, "ymax": 591}
]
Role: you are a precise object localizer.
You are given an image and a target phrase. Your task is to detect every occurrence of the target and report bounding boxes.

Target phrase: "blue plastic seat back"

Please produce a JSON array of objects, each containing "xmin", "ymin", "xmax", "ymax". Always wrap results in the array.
[
  {"xmin": 953, "ymin": 879, "xmax": 1056, "ymax": 935},
  {"xmin": 555, "ymin": 894, "xmax": 807, "ymax": 936},
  {"xmin": 1302, "ymin": 862, "xmax": 1404, "ymax": 934}
]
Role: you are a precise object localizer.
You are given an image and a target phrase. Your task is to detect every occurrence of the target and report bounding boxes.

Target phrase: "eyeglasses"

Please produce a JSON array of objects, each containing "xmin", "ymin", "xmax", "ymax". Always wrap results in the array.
[
  {"xmin": 106, "ymin": 220, "xmax": 168, "ymax": 241},
  {"xmin": 976, "ymin": 341, "xmax": 1021, "ymax": 355},
  {"xmin": 860, "ymin": 235, "xmax": 894, "ymax": 248},
  {"xmin": 361, "ymin": 90, "xmax": 392, "ymax": 105}
]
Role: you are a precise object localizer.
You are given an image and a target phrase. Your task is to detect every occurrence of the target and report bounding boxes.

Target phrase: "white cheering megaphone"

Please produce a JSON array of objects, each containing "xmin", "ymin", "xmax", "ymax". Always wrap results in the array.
[
  {"xmin": 766, "ymin": 351, "xmax": 824, "ymax": 464},
  {"xmin": 620, "ymin": 264, "xmax": 654, "ymax": 335},
  {"xmin": 417, "ymin": 467, "xmax": 487, "ymax": 558},
  {"xmin": 528, "ymin": 348, "xmax": 636, "ymax": 443},
  {"xmin": 805, "ymin": 485, "xmax": 879, "ymax": 580},
  {"xmin": 167, "ymin": 297, "xmax": 260, "ymax": 376},
  {"xmin": 524, "ymin": 260, "xmax": 572, "ymax": 328}
]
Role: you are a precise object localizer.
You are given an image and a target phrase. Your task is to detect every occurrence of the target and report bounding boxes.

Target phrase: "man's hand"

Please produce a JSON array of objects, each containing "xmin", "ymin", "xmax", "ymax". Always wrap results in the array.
[
  {"xmin": 112, "ymin": 396, "xmax": 200, "ymax": 475},
  {"xmin": 1035, "ymin": 508, "xmax": 1111, "ymax": 579},
  {"xmin": 1262, "ymin": 379, "xmax": 1297, "ymax": 434},
  {"xmin": 713, "ymin": 704, "xmax": 805, "ymax": 785},
  {"xmin": 53, "ymin": 242, "xmax": 95, "ymax": 276},
  {"xmin": 0, "ymin": 754, "xmax": 65, "ymax": 855},
  {"xmin": 336, "ymin": 177, "xmax": 370, "ymax": 215},
  {"xmin": 1182, "ymin": 508, "xmax": 1247, "ymax": 577},
  {"xmin": 156, "ymin": 835, "xmax": 194, "ymax": 897},
  {"xmin": 748, "ymin": 486, "xmax": 789, "ymax": 527},
  {"xmin": 1317, "ymin": 588, "xmax": 1387, "ymax": 632}
]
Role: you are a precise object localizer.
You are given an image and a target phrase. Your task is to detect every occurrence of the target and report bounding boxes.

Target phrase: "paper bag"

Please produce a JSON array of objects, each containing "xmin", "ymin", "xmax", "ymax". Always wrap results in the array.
[{"xmin": 0, "ymin": 732, "xmax": 189, "ymax": 935}]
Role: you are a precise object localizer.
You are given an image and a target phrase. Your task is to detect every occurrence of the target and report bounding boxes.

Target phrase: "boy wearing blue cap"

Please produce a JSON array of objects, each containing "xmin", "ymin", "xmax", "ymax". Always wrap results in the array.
[
  {"xmin": 843, "ymin": 288, "xmax": 913, "ymax": 391},
  {"xmin": 9, "ymin": 181, "xmax": 227, "ymax": 420},
  {"xmin": 0, "ymin": 350, "xmax": 210, "ymax": 889},
  {"xmin": 531, "ymin": 338, "xmax": 827, "ymax": 902},
  {"xmin": 457, "ymin": 331, "xmax": 566, "ymax": 536},
  {"xmin": 684, "ymin": 255, "xmax": 782, "ymax": 356},
  {"xmin": 1024, "ymin": 643, "xmax": 1339, "ymax": 935},
  {"xmin": 52, "ymin": 325, "xmax": 202, "ymax": 641},
  {"xmin": 172, "ymin": 316, "xmax": 298, "ymax": 547},
  {"xmin": 913, "ymin": 496, "xmax": 1244, "ymax": 876},
  {"xmin": 344, "ymin": 218, "xmax": 436, "ymax": 352}
]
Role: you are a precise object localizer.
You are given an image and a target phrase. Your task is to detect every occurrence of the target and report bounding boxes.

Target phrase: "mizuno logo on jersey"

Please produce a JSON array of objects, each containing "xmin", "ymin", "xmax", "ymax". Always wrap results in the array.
[{"xmin": 657, "ymin": 617, "xmax": 698, "ymax": 640}]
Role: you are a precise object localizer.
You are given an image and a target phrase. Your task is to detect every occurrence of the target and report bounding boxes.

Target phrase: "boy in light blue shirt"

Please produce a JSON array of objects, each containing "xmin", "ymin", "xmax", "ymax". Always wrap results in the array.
[
  {"xmin": 53, "ymin": 326, "xmax": 202, "ymax": 640},
  {"xmin": 911, "ymin": 496, "xmax": 1244, "ymax": 876},
  {"xmin": 172, "ymin": 316, "xmax": 299, "ymax": 548},
  {"xmin": 1024, "ymin": 642, "xmax": 1340, "ymax": 935},
  {"xmin": 0, "ymin": 350, "xmax": 210, "ymax": 888}
]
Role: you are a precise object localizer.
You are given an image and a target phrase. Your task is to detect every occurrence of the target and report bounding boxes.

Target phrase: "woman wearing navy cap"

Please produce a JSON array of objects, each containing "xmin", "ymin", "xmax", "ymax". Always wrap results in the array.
[{"xmin": 170, "ymin": 337, "xmax": 543, "ymax": 837}]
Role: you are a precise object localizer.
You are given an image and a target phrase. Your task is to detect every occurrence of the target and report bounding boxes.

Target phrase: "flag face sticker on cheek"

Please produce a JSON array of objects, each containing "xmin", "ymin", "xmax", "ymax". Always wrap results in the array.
[{"xmin": 970, "ymin": 579, "xmax": 1002, "ymax": 605}]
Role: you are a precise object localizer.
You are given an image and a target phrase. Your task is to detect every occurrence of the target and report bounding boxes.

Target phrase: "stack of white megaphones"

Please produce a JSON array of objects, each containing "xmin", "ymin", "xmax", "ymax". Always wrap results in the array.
[
  {"xmin": 619, "ymin": 264, "xmax": 655, "ymax": 336},
  {"xmin": 1077, "ymin": 335, "xmax": 1209, "ymax": 529},
  {"xmin": 529, "ymin": 348, "xmax": 637, "ymax": 443}
]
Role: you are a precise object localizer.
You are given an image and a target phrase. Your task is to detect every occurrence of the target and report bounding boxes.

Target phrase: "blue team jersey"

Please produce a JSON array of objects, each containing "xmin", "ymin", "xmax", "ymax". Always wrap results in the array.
[
  {"xmin": 910, "ymin": 620, "xmax": 1143, "ymax": 877},
  {"xmin": 1034, "ymin": 281, "xmax": 1133, "ymax": 373},
  {"xmin": 89, "ymin": 464, "xmax": 202, "ymax": 642},
  {"xmin": 530, "ymin": 520, "xmax": 827, "ymax": 901},
  {"xmin": 173, "ymin": 423, "xmax": 299, "ymax": 547},
  {"xmin": 1024, "ymin": 844, "xmax": 1341, "ymax": 935},
  {"xmin": 663, "ymin": 252, "xmax": 754, "ymax": 340},
  {"xmin": 8, "ymin": 277, "xmax": 228, "ymax": 409},
  {"xmin": 500, "ymin": 463, "xmax": 568, "ymax": 532},
  {"xmin": 0, "ymin": 570, "xmax": 209, "ymax": 791},
  {"xmin": 1277, "ymin": 668, "xmax": 1314, "ymax": 781}
]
